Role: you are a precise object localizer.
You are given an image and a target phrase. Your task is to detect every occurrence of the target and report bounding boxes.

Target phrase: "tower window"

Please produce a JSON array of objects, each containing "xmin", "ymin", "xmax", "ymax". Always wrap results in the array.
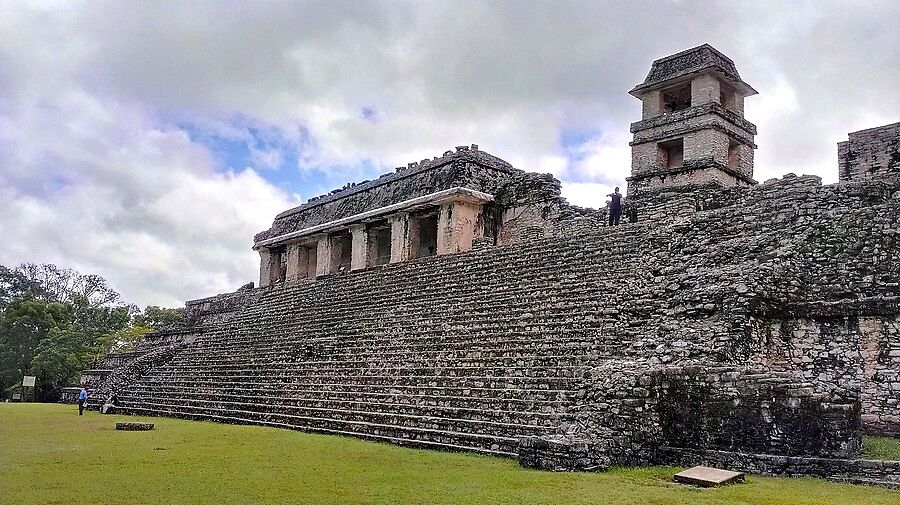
[
  {"xmin": 662, "ymin": 84, "xmax": 691, "ymax": 113},
  {"xmin": 659, "ymin": 138, "xmax": 684, "ymax": 169}
]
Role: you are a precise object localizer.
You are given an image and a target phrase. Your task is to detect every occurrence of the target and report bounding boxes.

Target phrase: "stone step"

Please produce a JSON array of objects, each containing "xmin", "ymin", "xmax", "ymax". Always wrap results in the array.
[
  {"xmin": 136, "ymin": 373, "xmax": 582, "ymax": 389},
  {"xmin": 120, "ymin": 386, "xmax": 570, "ymax": 411},
  {"xmin": 145, "ymin": 365, "xmax": 591, "ymax": 380},
  {"xmin": 115, "ymin": 394, "xmax": 561, "ymax": 436},
  {"xmin": 117, "ymin": 402, "xmax": 527, "ymax": 455},
  {"xmin": 122, "ymin": 382, "xmax": 574, "ymax": 401},
  {"xmin": 115, "ymin": 391, "xmax": 566, "ymax": 422},
  {"xmin": 162, "ymin": 355, "xmax": 596, "ymax": 370}
]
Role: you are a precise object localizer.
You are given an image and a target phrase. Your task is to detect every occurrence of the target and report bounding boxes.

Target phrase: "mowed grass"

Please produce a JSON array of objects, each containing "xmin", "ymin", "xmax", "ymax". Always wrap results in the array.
[
  {"xmin": 864, "ymin": 436, "xmax": 900, "ymax": 460},
  {"xmin": 1, "ymin": 404, "xmax": 899, "ymax": 505}
]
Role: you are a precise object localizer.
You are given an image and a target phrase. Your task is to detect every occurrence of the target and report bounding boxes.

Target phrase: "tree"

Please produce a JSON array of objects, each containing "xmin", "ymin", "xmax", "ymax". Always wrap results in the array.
[
  {"xmin": 96, "ymin": 325, "xmax": 155, "ymax": 355},
  {"xmin": 0, "ymin": 265, "xmax": 45, "ymax": 310},
  {"xmin": 133, "ymin": 305, "xmax": 185, "ymax": 329},
  {"xmin": 0, "ymin": 263, "xmax": 181, "ymax": 401},
  {"xmin": 0, "ymin": 299, "xmax": 72, "ymax": 400},
  {"xmin": 30, "ymin": 327, "xmax": 97, "ymax": 401}
]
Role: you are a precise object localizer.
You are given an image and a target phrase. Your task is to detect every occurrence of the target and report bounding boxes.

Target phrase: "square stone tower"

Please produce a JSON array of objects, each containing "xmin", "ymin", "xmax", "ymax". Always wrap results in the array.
[{"xmin": 627, "ymin": 44, "xmax": 758, "ymax": 194}]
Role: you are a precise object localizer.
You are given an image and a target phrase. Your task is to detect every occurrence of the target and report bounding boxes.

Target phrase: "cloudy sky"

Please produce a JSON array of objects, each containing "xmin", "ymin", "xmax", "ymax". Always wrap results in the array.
[{"xmin": 1, "ymin": 1, "xmax": 898, "ymax": 307}]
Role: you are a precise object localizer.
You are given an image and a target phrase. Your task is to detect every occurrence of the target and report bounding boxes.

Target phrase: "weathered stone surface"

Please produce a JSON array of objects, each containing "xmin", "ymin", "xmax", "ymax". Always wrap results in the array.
[
  {"xmin": 116, "ymin": 422, "xmax": 154, "ymax": 431},
  {"xmin": 839, "ymin": 122, "xmax": 900, "ymax": 182},
  {"xmin": 673, "ymin": 466, "xmax": 745, "ymax": 487}
]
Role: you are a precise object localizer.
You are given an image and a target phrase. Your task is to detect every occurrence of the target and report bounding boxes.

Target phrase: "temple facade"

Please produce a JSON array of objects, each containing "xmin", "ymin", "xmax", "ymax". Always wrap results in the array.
[{"xmin": 253, "ymin": 146, "xmax": 586, "ymax": 286}]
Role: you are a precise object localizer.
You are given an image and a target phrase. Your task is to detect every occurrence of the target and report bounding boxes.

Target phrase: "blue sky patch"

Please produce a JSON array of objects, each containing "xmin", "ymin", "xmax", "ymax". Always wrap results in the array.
[{"xmin": 177, "ymin": 115, "xmax": 389, "ymax": 202}]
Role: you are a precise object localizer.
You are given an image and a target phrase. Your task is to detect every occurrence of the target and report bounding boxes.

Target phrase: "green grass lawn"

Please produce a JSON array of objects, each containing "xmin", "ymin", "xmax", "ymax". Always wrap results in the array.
[
  {"xmin": 864, "ymin": 436, "xmax": 900, "ymax": 460},
  {"xmin": 1, "ymin": 403, "xmax": 898, "ymax": 505}
]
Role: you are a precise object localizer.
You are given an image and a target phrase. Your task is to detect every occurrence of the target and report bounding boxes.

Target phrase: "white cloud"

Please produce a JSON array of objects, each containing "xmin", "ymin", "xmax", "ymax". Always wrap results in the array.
[
  {"xmin": 0, "ymin": 90, "xmax": 298, "ymax": 307},
  {"xmin": 561, "ymin": 182, "xmax": 617, "ymax": 209},
  {"xmin": 0, "ymin": 0, "xmax": 897, "ymax": 305}
]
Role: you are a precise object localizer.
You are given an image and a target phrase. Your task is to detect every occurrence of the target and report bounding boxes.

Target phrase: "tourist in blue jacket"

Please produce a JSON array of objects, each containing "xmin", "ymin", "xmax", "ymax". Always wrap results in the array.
[{"xmin": 77, "ymin": 388, "xmax": 88, "ymax": 415}]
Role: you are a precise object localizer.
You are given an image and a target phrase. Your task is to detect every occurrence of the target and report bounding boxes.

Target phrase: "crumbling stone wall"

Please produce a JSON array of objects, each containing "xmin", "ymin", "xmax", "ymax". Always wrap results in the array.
[
  {"xmin": 522, "ymin": 361, "xmax": 861, "ymax": 471},
  {"xmin": 491, "ymin": 171, "xmax": 592, "ymax": 245},
  {"xmin": 751, "ymin": 312, "xmax": 900, "ymax": 436},
  {"xmin": 839, "ymin": 122, "xmax": 900, "ymax": 182}
]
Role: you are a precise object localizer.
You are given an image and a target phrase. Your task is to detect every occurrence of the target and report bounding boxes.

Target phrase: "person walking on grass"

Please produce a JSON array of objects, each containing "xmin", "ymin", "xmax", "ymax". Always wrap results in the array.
[{"xmin": 77, "ymin": 388, "xmax": 88, "ymax": 415}]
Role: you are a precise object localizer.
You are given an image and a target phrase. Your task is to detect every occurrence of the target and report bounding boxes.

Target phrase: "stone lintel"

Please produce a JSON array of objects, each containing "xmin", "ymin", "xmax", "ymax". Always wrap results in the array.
[
  {"xmin": 630, "ymin": 123, "xmax": 757, "ymax": 150},
  {"xmin": 254, "ymin": 187, "xmax": 494, "ymax": 250},
  {"xmin": 630, "ymin": 102, "xmax": 757, "ymax": 136},
  {"xmin": 631, "ymin": 68, "xmax": 757, "ymax": 99},
  {"xmin": 626, "ymin": 161, "xmax": 758, "ymax": 186}
]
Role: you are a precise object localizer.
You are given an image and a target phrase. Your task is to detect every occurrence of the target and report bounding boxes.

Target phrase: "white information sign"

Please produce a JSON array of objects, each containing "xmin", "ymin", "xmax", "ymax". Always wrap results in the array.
[{"xmin": 22, "ymin": 376, "xmax": 36, "ymax": 387}]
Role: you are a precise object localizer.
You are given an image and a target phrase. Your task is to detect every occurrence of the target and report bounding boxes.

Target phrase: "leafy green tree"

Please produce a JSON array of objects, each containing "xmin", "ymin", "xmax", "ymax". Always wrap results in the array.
[
  {"xmin": 96, "ymin": 325, "xmax": 155, "ymax": 355},
  {"xmin": 30, "ymin": 327, "xmax": 97, "ymax": 400},
  {"xmin": 0, "ymin": 263, "xmax": 186, "ymax": 401},
  {"xmin": 134, "ymin": 305, "xmax": 185, "ymax": 329},
  {"xmin": 0, "ymin": 299, "xmax": 72, "ymax": 400}
]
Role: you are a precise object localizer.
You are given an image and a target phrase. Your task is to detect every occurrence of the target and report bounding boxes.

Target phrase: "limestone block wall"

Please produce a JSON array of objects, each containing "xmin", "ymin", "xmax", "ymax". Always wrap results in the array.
[
  {"xmin": 839, "ymin": 122, "xmax": 900, "ymax": 182},
  {"xmin": 750, "ymin": 314, "xmax": 900, "ymax": 436}
]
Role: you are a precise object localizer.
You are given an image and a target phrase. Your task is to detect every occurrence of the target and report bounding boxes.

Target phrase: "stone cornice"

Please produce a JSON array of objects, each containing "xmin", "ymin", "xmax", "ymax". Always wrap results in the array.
[
  {"xmin": 630, "ymin": 102, "xmax": 757, "ymax": 135},
  {"xmin": 626, "ymin": 160, "xmax": 758, "ymax": 186},
  {"xmin": 273, "ymin": 148, "xmax": 515, "ymax": 220},
  {"xmin": 254, "ymin": 187, "xmax": 495, "ymax": 250}
]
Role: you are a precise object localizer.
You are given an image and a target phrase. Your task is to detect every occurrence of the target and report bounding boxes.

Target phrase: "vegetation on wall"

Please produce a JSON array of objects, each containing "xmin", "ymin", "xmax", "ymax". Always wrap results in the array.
[{"xmin": 0, "ymin": 264, "xmax": 183, "ymax": 401}]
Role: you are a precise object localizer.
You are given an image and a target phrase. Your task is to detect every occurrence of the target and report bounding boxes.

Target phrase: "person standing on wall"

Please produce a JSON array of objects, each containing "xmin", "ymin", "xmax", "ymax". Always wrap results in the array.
[
  {"xmin": 608, "ymin": 187, "xmax": 623, "ymax": 226},
  {"xmin": 77, "ymin": 388, "xmax": 88, "ymax": 415}
]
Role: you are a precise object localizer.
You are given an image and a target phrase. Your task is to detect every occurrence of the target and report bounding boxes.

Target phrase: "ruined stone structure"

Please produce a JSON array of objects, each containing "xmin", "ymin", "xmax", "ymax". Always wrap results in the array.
[
  {"xmin": 252, "ymin": 147, "xmax": 585, "ymax": 285},
  {"xmin": 83, "ymin": 45, "xmax": 900, "ymax": 486},
  {"xmin": 839, "ymin": 122, "xmax": 900, "ymax": 182}
]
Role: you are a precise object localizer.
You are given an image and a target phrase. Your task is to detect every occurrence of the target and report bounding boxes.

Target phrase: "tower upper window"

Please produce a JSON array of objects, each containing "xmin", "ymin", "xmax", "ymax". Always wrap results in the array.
[{"xmin": 662, "ymin": 84, "xmax": 691, "ymax": 113}]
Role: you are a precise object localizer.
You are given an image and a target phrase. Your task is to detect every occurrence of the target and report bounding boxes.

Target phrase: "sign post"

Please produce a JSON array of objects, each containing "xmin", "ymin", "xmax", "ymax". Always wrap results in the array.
[{"xmin": 22, "ymin": 376, "xmax": 36, "ymax": 402}]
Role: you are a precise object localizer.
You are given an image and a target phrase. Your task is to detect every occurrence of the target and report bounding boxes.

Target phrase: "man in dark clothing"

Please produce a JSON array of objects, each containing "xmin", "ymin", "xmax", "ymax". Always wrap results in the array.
[{"xmin": 608, "ymin": 187, "xmax": 623, "ymax": 226}]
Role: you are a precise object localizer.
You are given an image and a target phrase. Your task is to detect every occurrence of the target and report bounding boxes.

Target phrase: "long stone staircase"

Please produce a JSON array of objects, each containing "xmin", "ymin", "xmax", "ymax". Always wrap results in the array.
[{"xmin": 113, "ymin": 224, "xmax": 654, "ymax": 455}]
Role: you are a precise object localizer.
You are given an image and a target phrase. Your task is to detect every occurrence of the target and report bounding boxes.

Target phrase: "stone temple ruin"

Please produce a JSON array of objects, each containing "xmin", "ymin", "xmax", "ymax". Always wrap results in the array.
[{"xmin": 80, "ymin": 44, "xmax": 900, "ymax": 485}]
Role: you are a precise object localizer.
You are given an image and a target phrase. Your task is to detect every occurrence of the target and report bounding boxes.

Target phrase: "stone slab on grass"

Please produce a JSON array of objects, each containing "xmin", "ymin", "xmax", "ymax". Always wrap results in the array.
[
  {"xmin": 116, "ymin": 421, "xmax": 154, "ymax": 431},
  {"xmin": 673, "ymin": 466, "xmax": 745, "ymax": 487}
]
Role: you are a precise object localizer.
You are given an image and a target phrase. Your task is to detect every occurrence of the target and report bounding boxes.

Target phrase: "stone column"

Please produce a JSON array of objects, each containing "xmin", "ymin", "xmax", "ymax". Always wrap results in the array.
[
  {"xmin": 314, "ymin": 235, "xmax": 332, "ymax": 277},
  {"xmin": 285, "ymin": 244, "xmax": 300, "ymax": 282},
  {"xmin": 684, "ymin": 129, "xmax": 728, "ymax": 166},
  {"xmin": 406, "ymin": 216, "xmax": 422, "ymax": 260},
  {"xmin": 641, "ymin": 90, "xmax": 663, "ymax": 119},
  {"xmin": 437, "ymin": 201, "xmax": 482, "ymax": 255},
  {"xmin": 690, "ymin": 74, "xmax": 721, "ymax": 106},
  {"xmin": 350, "ymin": 225, "xmax": 368, "ymax": 271},
  {"xmin": 389, "ymin": 213, "xmax": 410, "ymax": 263},
  {"xmin": 258, "ymin": 248, "xmax": 273, "ymax": 287},
  {"xmin": 285, "ymin": 243, "xmax": 310, "ymax": 282}
]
